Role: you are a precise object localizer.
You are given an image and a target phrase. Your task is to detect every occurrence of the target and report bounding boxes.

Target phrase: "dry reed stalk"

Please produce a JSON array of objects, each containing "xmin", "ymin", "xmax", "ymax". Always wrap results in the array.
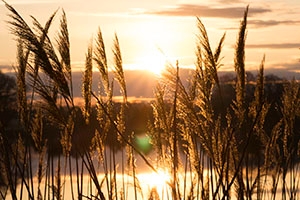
[
  {"xmin": 82, "ymin": 42, "xmax": 93, "ymax": 124},
  {"xmin": 233, "ymin": 6, "xmax": 248, "ymax": 123},
  {"xmin": 94, "ymin": 28, "xmax": 110, "ymax": 95},
  {"xmin": 56, "ymin": 10, "xmax": 72, "ymax": 88},
  {"xmin": 4, "ymin": 2, "xmax": 300, "ymax": 199},
  {"xmin": 113, "ymin": 34, "xmax": 127, "ymax": 102}
]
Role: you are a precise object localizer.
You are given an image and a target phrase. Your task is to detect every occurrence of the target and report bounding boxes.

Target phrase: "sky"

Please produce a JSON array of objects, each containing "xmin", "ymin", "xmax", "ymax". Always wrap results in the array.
[{"xmin": 1, "ymin": 0, "xmax": 300, "ymax": 74}]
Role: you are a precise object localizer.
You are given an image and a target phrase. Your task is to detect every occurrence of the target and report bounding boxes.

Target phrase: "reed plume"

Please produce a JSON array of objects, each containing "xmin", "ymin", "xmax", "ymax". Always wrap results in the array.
[
  {"xmin": 82, "ymin": 42, "xmax": 93, "ymax": 124},
  {"xmin": 113, "ymin": 34, "xmax": 127, "ymax": 102},
  {"xmin": 94, "ymin": 28, "xmax": 110, "ymax": 95},
  {"xmin": 56, "ymin": 10, "xmax": 73, "ymax": 98},
  {"xmin": 233, "ymin": 5, "xmax": 248, "ymax": 122}
]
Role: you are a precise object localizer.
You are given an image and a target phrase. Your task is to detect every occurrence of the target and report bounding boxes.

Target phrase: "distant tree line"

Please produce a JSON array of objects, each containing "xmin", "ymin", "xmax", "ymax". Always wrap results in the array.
[{"xmin": 1, "ymin": 70, "xmax": 298, "ymax": 160}]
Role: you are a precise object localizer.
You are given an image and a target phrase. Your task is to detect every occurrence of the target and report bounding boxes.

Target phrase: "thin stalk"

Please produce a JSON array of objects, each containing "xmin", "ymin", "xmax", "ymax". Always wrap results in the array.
[
  {"xmin": 209, "ymin": 157, "xmax": 214, "ymax": 199},
  {"xmin": 45, "ymin": 152, "xmax": 50, "ymax": 200},
  {"xmin": 68, "ymin": 156, "xmax": 75, "ymax": 200},
  {"xmin": 112, "ymin": 147, "xmax": 118, "ymax": 200},
  {"xmin": 15, "ymin": 140, "xmax": 22, "ymax": 200},
  {"xmin": 131, "ymin": 145, "xmax": 138, "ymax": 200},
  {"xmin": 81, "ymin": 157, "xmax": 84, "ymax": 200},
  {"xmin": 109, "ymin": 149, "xmax": 113, "ymax": 200},
  {"xmin": 51, "ymin": 154, "xmax": 55, "ymax": 200},
  {"xmin": 28, "ymin": 147, "xmax": 34, "ymax": 200},
  {"xmin": 121, "ymin": 149, "xmax": 125, "ymax": 200},
  {"xmin": 103, "ymin": 147, "xmax": 111, "ymax": 199},
  {"xmin": 183, "ymin": 154, "xmax": 188, "ymax": 200},
  {"xmin": 171, "ymin": 61, "xmax": 180, "ymax": 200}
]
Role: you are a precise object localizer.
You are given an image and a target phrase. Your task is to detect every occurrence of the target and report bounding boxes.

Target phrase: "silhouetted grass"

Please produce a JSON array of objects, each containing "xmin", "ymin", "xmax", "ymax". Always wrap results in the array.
[{"xmin": 1, "ymin": 1, "xmax": 300, "ymax": 199}]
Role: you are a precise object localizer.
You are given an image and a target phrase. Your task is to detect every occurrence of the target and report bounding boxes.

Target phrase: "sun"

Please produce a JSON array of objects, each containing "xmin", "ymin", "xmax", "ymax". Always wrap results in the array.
[{"xmin": 138, "ymin": 51, "xmax": 167, "ymax": 76}]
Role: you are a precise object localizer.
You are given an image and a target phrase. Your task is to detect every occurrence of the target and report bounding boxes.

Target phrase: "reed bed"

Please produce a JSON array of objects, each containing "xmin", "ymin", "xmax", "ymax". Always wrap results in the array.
[{"xmin": 1, "ymin": 1, "xmax": 300, "ymax": 199}]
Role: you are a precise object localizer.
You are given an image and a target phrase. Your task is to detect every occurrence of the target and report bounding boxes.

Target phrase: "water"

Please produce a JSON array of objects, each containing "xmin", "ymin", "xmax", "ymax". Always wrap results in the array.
[{"xmin": 4, "ymin": 151, "xmax": 300, "ymax": 200}]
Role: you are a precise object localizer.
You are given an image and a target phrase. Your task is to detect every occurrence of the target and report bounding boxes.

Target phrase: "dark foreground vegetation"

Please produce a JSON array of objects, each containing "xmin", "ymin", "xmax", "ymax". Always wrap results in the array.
[{"xmin": 0, "ymin": 2, "xmax": 299, "ymax": 200}]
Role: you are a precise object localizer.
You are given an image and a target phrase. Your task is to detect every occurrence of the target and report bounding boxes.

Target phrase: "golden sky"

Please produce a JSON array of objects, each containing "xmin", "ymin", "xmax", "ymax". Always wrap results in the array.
[{"xmin": 1, "ymin": 0, "xmax": 300, "ymax": 74}]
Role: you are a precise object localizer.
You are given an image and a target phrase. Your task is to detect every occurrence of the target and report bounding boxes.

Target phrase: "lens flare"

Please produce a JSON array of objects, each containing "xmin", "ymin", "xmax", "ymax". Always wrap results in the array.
[{"xmin": 135, "ymin": 134, "xmax": 152, "ymax": 154}]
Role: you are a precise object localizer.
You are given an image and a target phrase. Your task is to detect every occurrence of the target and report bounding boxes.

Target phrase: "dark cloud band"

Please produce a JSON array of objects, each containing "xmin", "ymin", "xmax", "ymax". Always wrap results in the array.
[
  {"xmin": 249, "ymin": 20, "xmax": 300, "ymax": 28},
  {"xmin": 144, "ymin": 4, "xmax": 270, "ymax": 18},
  {"xmin": 246, "ymin": 43, "xmax": 300, "ymax": 49}
]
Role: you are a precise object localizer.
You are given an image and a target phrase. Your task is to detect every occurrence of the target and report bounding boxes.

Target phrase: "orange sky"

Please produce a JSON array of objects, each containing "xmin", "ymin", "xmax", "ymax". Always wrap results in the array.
[{"xmin": 1, "ymin": 0, "xmax": 300, "ymax": 74}]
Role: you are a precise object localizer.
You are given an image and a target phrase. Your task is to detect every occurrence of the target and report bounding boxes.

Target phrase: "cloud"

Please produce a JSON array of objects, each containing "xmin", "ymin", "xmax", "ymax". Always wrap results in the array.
[
  {"xmin": 246, "ymin": 43, "xmax": 300, "ymax": 49},
  {"xmin": 144, "ymin": 4, "xmax": 270, "ymax": 18},
  {"xmin": 248, "ymin": 20, "xmax": 300, "ymax": 28}
]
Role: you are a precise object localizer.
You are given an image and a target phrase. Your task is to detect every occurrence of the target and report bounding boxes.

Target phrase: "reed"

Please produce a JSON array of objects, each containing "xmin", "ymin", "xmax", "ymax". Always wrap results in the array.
[{"xmin": 2, "ymin": 1, "xmax": 300, "ymax": 200}]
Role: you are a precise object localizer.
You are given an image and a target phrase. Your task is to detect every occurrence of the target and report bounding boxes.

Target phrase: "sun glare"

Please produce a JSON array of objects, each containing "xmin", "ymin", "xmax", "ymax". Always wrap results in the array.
[{"xmin": 138, "ymin": 51, "xmax": 167, "ymax": 76}]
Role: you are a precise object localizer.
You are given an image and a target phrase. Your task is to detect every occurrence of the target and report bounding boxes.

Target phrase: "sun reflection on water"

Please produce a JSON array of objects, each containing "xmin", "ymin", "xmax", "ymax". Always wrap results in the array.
[{"xmin": 138, "ymin": 169, "xmax": 171, "ymax": 195}]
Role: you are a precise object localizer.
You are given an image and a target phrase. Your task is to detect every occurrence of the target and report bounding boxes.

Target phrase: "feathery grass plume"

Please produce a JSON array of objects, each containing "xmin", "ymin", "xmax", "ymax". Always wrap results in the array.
[
  {"xmin": 263, "ymin": 119, "xmax": 282, "ymax": 198},
  {"xmin": 112, "ymin": 34, "xmax": 129, "ymax": 199},
  {"xmin": 226, "ymin": 7, "xmax": 250, "ymax": 197},
  {"xmin": 194, "ymin": 44, "xmax": 214, "ymax": 125},
  {"xmin": 93, "ymin": 29, "xmax": 113, "ymax": 179},
  {"xmin": 167, "ymin": 63, "xmax": 205, "ymax": 187},
  {"xmin": 254, "ymin": 55, "xmax": 265, "ymax": 110},
  {"xmin": 93, "ymin": 27, "xmax": 112, "ymax": 150},
  {"xmin": 60, "ymin": 110, "xmax": 75, "ymax": 156},
  {"xmin": 280, "ymin": 80, "xmax": 299, "ymax": 198},
  {"xmin": 29, "ymin": 9, "xmax": 57, "ymax": 121},
  {"xmin": 248, "ymin": 55, "xmax": 268, "ymax": 152},
  {"xmin": 116, "ymin": 104, "xmax": 126, "ymax": 142},
  {"xmin": 112, "ymin": 33, "xmax": 127, "ymax": 150},
  {"xmin": 6, "ymin": 1, "xmax": 76, "ymax": 155},
  {"xmin": 93, "ymin": 30, "xmax": 114, "ymax": 198},
  {"xmin": 113, "ymin": 33, "xmax": 127, "ymax": 101},
  {"xmin": 94, "ymin": 27, "xmax": 110, "ymax": 95},
  {"xmin": 56, "ymin": 9, "xmax": 73, "ymax": 98},
  {"xmin": 4, "ymin": 1, "xmax": 44, "ymax": 49},
  {"xmin": 31, "ymin": 15, "xmax": 73, "ymax": 104},
  {"xmin": 82, "ymin": 42, "xmax": 93, "ymax": 124},
  {"xmin": 281, "ymin": 80, "xmax": 299, "ymax": 159},
  {"xmin": 4, "ymin": 1, "xmax": 72, "ymax": 103},
  {"xmin": 93, "ymin": 40, "xmax": 114, "ymax": 198},
  {"xmin": 191, "ymin": 45, "xmax": 218, "ymax": 198},
  {"xmin": 169, "ymin": 62, "xmax": 181, "ymax": 200},
  {"xmin": 16, "ymin": 40, "xmax": 29, "ymax": 127},
  {"xmin": 196, "ymin": 17, "xmax": 225, "ymax": 100},
  {"xmin": 248, "ymin": 55, "xmax": 269, "ymax": 199},
  {"xmin": 233, "ymin": 5, "xmax": 248, "ymax": 121},
  {"xmin": 26, "ymin": 69, "xmax": 65, "ymax": 125},
  {"xmin": 31, "ymin": 109, "xmax": 46, "ymax": 152},
  {"xmin": 155, "ymin": 63, "xmax": 191, "ymax": 198},
  {"xmin": 151, "ymin": 83, "xmax": 172, "ymax": 165},
  {"xmin": 91, "ymin": 129, "xmax": 106, "ymax": 162},
  {"xmin": 193, "ymin": 37, "xmax": 215, "ymax": 157}
]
